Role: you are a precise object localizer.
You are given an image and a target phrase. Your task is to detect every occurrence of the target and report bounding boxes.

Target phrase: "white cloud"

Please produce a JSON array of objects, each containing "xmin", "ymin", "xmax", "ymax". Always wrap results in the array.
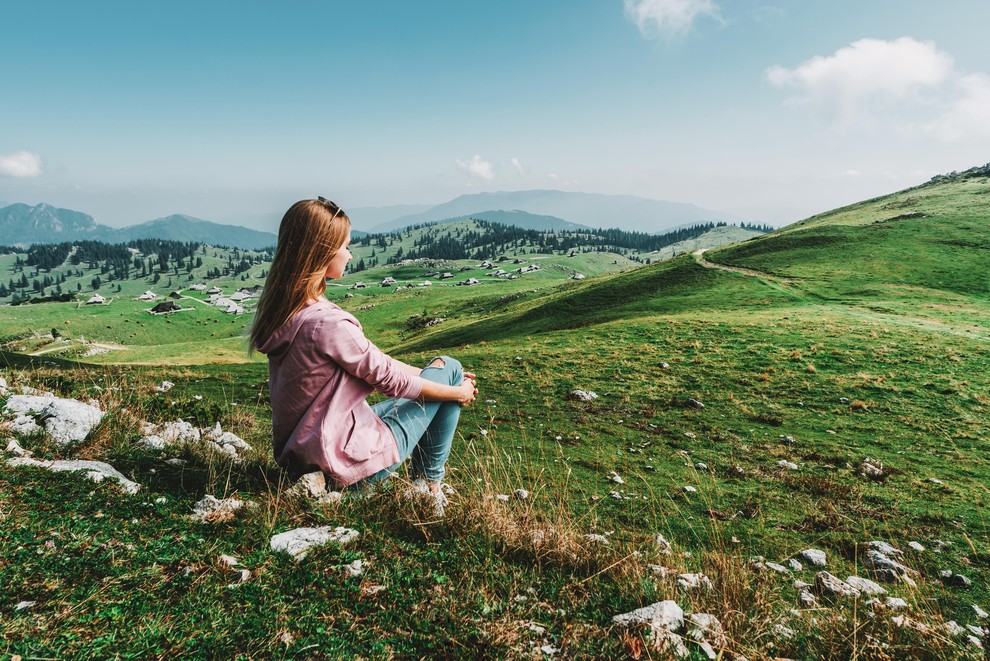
[
  {"xmin": 767, "ymin": 37, "xmax": 953, "ymax": 124},
  {"xmin": 456, "ymin": 154, "xmax": 495, "ymax": 181},
  {"xmin": 0, "ymin": 151, "xmax": 43, "ymax": 177},
  {"xmin": 624, "ymin": 0, "xmax": 721, "ymax": 38},
  {"xmin": 510, "ymin": 157, "xmax": 525, "ymax": 175},
  {"xmin": 923, "ymin": 73, "xmax": 990, "ymax": 141}
]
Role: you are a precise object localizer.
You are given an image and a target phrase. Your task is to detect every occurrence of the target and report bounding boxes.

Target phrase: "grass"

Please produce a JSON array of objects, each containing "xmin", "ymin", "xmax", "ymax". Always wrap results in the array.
[{"xmin": 2, "ymin": 174, "xmax": 990, "ymax": 658}]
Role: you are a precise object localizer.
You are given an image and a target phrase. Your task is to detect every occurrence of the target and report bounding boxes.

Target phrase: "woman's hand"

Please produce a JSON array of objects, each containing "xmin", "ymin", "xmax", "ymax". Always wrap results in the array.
[{"xmin": 457, "ymin": 377, "xmax": 478, "ymax": 406}]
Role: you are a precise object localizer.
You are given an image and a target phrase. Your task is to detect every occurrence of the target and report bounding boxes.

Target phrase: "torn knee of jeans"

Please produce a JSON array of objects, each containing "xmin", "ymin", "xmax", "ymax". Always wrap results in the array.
[{"xmin": 427, "ymin": 357, "xmax": 446, "ymax": 369}]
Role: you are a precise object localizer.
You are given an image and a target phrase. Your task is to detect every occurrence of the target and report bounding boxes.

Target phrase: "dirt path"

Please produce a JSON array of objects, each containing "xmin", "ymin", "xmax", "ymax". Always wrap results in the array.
[
  {"xmin": 30, "ymin": 340, "xmax": 128, "ymax": 356},
  {"xmin": 692, "ymin": 249, "xmax": 804, "ymax": 299}
]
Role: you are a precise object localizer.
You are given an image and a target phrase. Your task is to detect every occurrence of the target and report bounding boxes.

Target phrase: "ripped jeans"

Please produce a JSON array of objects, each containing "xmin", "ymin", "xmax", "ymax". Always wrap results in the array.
[{"xmin": 363, "ymin": 355, "xmax": 463, "ymax": 485}]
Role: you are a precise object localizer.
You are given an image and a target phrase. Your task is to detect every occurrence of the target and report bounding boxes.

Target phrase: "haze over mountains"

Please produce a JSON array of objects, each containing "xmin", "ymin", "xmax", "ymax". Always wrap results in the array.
[
  {"xmin": 2, "ymin": 189, "xmax": 752, "ymax": 249},
  {"xmin": 353, "ymin": 189, "xmax": 746, "ymax": 233}
]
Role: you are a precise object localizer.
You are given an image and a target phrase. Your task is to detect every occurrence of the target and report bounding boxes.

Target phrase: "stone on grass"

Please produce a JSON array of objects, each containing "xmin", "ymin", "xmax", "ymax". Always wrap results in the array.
[
  {"xmin": 191, "ymin": 494, "xmax": 251, "ymax": 523},
  {"xmin": 846, "ymin": 576, "xmax": 887, "ymax": 596},
  {"xmin": 5, "ymin": 438, "xmax": 31, "ymax": 457},
  {"xmin": 773, "ymin": 623, "xmax": 796, "ymax": 640},
  {"xmin": 4, "ymin": 395, "xmax": 104, "ymax": 445},
  {"xmin": 764, "ymin": 561, "xmax": 790, "ymax": 574},
  {"xmin": 973, "ymin": 604, "xmax": 988, "ymax": 620},
  {"xmin": 815, "ymin": 571, "xmax": 860, "ymax": 598},
  {"xmin": 653, "ymin": 630, "xmax": 690, "ymax": 659},
  {"xmin": 798, "ymin": 549, "xmax": 827, "ymax": 567},
  {"xmin": 867, "ymin": 540, "xmax": 903, "ymax": 556},
  {"xmin": 777, "ymin": 460, "xmax": 799, "ymax": 471},
  {"xmin": 514, "ymin": 489, "xmax": 530, "ymax": 501},
  {"xmin": 684, "ymin": 398, "xmax": 705, "ymax": 410},
  {"xmin": 682, "ymin": 485, "xmax": 697, "ymax": 493},
  {"xmin": 583, "ymin": 534, "xmax": 609, "ymax": 546},
  {"xmin": 787, "ymin": 558, "xmax": 803, "ymax": 572},
  {"xmin": 7, "ymin": 457, "xmax": 140, "ymax": 494},
  {"xmin": 607, "ymin": 471, "xmax": 624, "ymax": 484},
  {"xmin": 656, "ymin": 534, "xmax": 672, "ymax": 554},
  {"xmin": 612, "ymin": 600, "xmax": 684, "ymax": 632},
  {"xmin": 569, "ymin": 390, "xmax": 598, "ymax": 402},
  {"xmin": 908, "ymin": 541, "xmax": 925, "ymax": 552},
  {"xmin": 677, "ymin": 573, "xmax": 713, "ymax": 592},
  {"xmin": 203, "ymin": 424, "xmax": 251, "ymax": 459},
  {"xmin": 16, "ymin": 601, "xmax": 37, "ymax": 611},
  {"xmin": 344, "ymin": 559, "xmax": 364, "ymax": 577},
  {"xmin": 940, "ymin": 571, "xmax": 972, "ymax": 588},
  {"xmin": 287, "ymin": 472, "xmax": 343, "ymax": 504},
  {"xmin": 0, "ymin": 376, "xmax": 6, "ymax": 395},
  {"xmin": 155, "ymin": 381, "xmax": 174, "ymax": 392},
  {"xmin": 270, "ymin": 526, "xmax": 359, "ymax": 562},
  {"xmin": 864, "ymin": 550, "xmax": 916, "ymax": 582},
  {"xmin": 139, "ymin": 420, "xmax": 200, "ymax": 450},
  {"xmin": 686, "ymin": 613, "xmax": 726, "ymax": 647},
  {"xmin": 966, "ymin": 624, "xmax": 983, "ymax": 638},
  {"xmin": 794, "ymin": 579, "xmax": 811, "ymax": 590},
  {"xmin": 884, "ymin": 597, "xmax": 908, "ymax": 611},
  {"xmin": 860, "ymin": 457, "xmax": 885, "ymax": 479},
  {"xmin": 945, "ymin": 621, "xmax": 967, "ymax": 637},
  {"xmin": 799, "ymin": 589, "xmax": 818, "ymax": 608}
]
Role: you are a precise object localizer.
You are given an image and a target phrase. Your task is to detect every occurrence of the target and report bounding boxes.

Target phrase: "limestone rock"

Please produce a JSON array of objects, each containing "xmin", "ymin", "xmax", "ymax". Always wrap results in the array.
[
  {"xmin": 191, "ymin": 494, "xmax": 251, "ymax": 522},
  {"xmin": 864, "ymin": 549, "xmax": 916, "ymax": 582},
  {"xmin": 799, "ymin": 589, "xmax": 818, "ymax": 608},
  {"xmin": 815, "ymin": 571, "xmax": 860, "ymax": 598},
  {"xmin": 867, "ymin": 540, "xmax": 903, "ymax": 557},
  {"xmin": 7, "ymin": 457, "xmax": 139, "ymax": 494},
  {"xmin": 773, "ymin": 623, "xmax": 796, "ymax": 640},
  {"xmin": 4, "ymin": 395, "xmax": 104, "ymax": 445},
  {"xmin": 777, "ymin": 460, "xmax": 799, "ymax": 471},
  {"xmin": 287, "ymin": 472, "xmax": 342, "ymax": 504},
  {"xmin": 652, "ymin": 630, "xmax": 690, "ymax": 658},
  {"xmin": 798, "ymin": 549, "xmax": 827, "ymax": 567},
  {"xmin": 973, "ymin": 604, "xmax": 988, "ymax": 619},
  {"xmin": 514, "ymin": 488, "xmax": 530, "ymax": 501},
  {"xmin": 569, "ymin": 390, "xmax": 598, "ymax": 402},
  {"xmin": 656, "ymin": 534, "xmax": 672, "ymax": 554},
  {"xmin": 677, "ymin": 573, "xmax": 713, "ymax": 592},
  {"xmin": 612, "ymin": 600, "xmax": 684, "ymax": 632},
  {"xmin": 686, "ymin": 613, "xmax": 726, "ymax": 647},
  {"xmin": 846, "ymin": 576, "xmax": 887, "ymax": 596},
  {"xmin": 583, "ymin": 534, "xmax": 610, "ymax": 545},
  {"xmin": 270, "ymin": 526, "xmax": 359, "ymax": 561},
  {"xmin": 908, "ymin": 541, "xmax": 925, "ymax": 552},
  {"xmin": 684, "ymin": 398, "xmax": 705, "ymax": 410},
  {"xmin": 139, "ymin": 420, "xmax": 200, "ymax": 450},
  {"xmin": 5, "ymin": 438, "xmax": 31, "ymax": 457}
]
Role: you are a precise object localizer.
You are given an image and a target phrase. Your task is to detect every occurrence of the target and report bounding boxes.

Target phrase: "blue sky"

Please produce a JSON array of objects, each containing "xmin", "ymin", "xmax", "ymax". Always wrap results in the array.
[{"xmin": 2, "ymin": 1, "xmax": 989, "ymax": 230}]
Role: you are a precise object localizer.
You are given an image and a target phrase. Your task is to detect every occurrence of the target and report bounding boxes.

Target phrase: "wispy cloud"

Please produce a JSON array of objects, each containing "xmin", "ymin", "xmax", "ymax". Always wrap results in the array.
[
  {"xmin": 456, "ymin": 154, "xmax": 495, "ymax": 181},
  {"xmin": 768, "ymin": 37, "xmax": 990, "ymax": 143},
  {"xmin": 510, "ymin": 157, "xmax": 525, "ymax": 175},
  {"xmin": 0, "ymin": 151, "xmax": 43, "ymax": 177},
  {"xmin": 624, "ymin": 0, "xmax": 721, "ymax": 39}
]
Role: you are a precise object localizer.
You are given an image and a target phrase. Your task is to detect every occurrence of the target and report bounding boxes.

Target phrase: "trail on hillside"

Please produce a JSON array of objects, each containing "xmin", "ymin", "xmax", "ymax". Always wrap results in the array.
[
  {"xmin": 692, "ymin": 249, "xmax": 804, "ymax": 299},
  {"xmin": 30, "ymin": 340, "xmax": 128, "ymax": 356}
]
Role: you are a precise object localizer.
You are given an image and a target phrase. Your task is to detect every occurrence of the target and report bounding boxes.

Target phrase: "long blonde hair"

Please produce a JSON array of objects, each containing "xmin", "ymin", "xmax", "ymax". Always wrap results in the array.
[{"xmin": 250, "ymin": 199, "xmax": 351, "ymax": 351}]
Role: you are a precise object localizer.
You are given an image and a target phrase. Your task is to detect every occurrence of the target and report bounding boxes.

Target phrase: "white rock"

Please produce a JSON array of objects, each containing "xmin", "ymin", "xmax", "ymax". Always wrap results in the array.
[
  {"xmin": 794, "ymin": 579, "xmax": 812, "ymax": 589},
  {"xmin": 908, "ymin": 541, "xmax": 925, "ymax": 552},
  {"xmin": 190, "ymin": 494, "xmax": 250, "ymax": 521},
  {"xmin": 287, "ymin": 472, "xmax": 342, "ymax": 504},
  {"xmin": 219, "ymin": 554, "xmax": 240, "ymax": 567},
  {"xmin": 656, "ymin": 534, "xmax": 672, "ymax": 554},
  {"xmin": 945, "ymin": 620, "xmax": 967, "ymax": 637},
  {"xmin": 652, "ymin": 630, "xmax": 690, "ymax": 659},
  {"xmin": 966, "ymin": 624, "xmax": 983, "ymax": 639},
  {"xmin": 885, "ymin": 597, "xmax": 908, "ymax": 611},
  {"xmin": 815, "ymin": 571, "xmax": 860, "ymax": 598},
  {"xmin": 799, "ymin": 589, "xmax": 818, "ymax": 607},
  {"xmin": 864, "ymin": 549, "xmax": 916, "ymax": 581},
  {"xmin": 686, "ymin": 613, "xmax": 726, "ymax": 646},
  {"xmin": 694, "ymin": 462, "xmax": 708, "ymax": 471},
  {"xmin": 514, "ymin": 489, "xmax": 530, "ymax": 501},
  {"xmin": 682, "ymin": 485, "xmax": 697, "ymax": 493},
  {"xmin": 607, "ymin": 471, "xmax": 625, "ymax": 484},
  {"xmin": 270, "ymin": 526, "xmax": 360, "ymax": 561},
  {"xmin": 612, "ymin": 600, "xmax": 684, "ymax": 632},
  {"xmin": 846, "ymin": 576, "xmax": 887, "ymax": 596},
  {"xmin": 344, "ymin": 559, "xmax": 364, "ymax": 577},
  {"xmin": 15, "ymin": 600, "xmax": 37, "ymax": 610},
  {"xmin": 677, "ymin": 573, "xmax": 713, "ymax": 592},
  {"xmin": 928, "ymin": 478, "xmax": 944, "ymax": 485},
  {"xmin": 765, "ymin": 561, "xmax": 790, "ymax": 574},
  {"xmin": 697, "ymin": 641, "xmax": 717, "ymax": 660},
  {"xmin": 139, "ymin": 420, "xmax": 200, "ymax": 449},
  {"xmin": 5, "ymin": 438, "xmax": 31, "ymax": 457},
  {"xmin": 165, "ymin": 458, "xmax": 187, "ymax": 467},
  {"xmin": 496, "ymin": 494, "xmax": 510, "ymax": 502},
  {"xmin": 583, "ymin": 534, "xmax": 609, "ymax": 545},
  {"xmin": 0, "ymin": 376, "xmax": 6, "ymax": 395},
  {"xmin": 7, "ymin": 457, "xmax": 140, "ymax": 494},
  {"xmin": 773, "ymin": 623, "xmax": 796, "ymax": 640},
  {"xmin": 787, "ymin": 558, "xmax": 803, "ymax": 572},
  {"xmin": 973, "ymin": 604, "xmax": 988, "ymax": 619},
  {"xmin": 155, "ymin": 381, "xmax": 175, "ymax": 392},
  {"xmin": 867, "ymin": 540, "xmax": 903, "ymax": 556},
  {"xmin": 777, "ymin": 460, "xmax": 799, "ymax": 470},
  {"xmin": 799, "ymin": 549, "xmax": 827, "ymax": 567},
  {"xmin": 4, "ymin": 395, "xmax": 103, "ymax": 445},
  {"xmin": 967, "ymin": 635, "xmax": 983, "ymax": 649},
  {"xmin": 569, "ymin": 389, "xmax": 598, "ymax": 402}
]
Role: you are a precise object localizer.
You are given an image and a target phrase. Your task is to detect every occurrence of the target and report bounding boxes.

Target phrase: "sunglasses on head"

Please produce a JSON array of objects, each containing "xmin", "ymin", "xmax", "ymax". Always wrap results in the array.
[{"xmin": 317, "ymin": 196, "xmax": 345, "ymax": 222}]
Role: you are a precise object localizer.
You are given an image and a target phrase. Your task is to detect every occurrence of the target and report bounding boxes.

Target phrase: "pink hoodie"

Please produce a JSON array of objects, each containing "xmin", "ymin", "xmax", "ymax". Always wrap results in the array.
[{"xmin": 258, "ymin": 299, "xmax": 425, "ymax": 486}]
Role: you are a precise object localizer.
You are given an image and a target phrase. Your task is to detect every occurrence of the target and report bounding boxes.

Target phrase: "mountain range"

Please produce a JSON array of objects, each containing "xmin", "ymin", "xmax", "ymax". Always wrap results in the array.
[
  {"xmin": 0, "ymin": 204, "xmax": 278, "ymax": 250},
  {"xmin": 355, "ymin": 190, "xmax": 746, "ymax": 234}
]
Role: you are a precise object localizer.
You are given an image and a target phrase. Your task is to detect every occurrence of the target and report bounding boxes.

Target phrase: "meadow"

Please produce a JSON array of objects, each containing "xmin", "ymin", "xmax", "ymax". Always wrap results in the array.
[{"xmin": 1, "ymin": 177, "xmax": 988, "ymax": 658}]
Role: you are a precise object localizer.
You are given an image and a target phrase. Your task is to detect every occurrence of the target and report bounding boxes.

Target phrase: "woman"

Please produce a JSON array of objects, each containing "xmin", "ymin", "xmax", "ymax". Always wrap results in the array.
[{"xmin": 250, "ymin": 198, "xmax": 477, "ymax": 509}]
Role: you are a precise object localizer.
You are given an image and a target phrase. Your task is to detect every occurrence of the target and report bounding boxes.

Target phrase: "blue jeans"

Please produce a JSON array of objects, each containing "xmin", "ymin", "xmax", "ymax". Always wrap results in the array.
[{"xmin": 363, "ymin": 356, "xmax": 463, "ymax": 485}]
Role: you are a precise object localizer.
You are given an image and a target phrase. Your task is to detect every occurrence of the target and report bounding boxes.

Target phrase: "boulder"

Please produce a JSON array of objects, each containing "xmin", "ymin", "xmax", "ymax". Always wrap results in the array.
[
  {"xmin": 612, "ymin": 600, "xmax": 684, "ymax": 632},
  {"xmin": 7, "ymin": 457, "xmax": 139, "ymax": 494},
  {"xmin": 190, "ymin": 494, "xmax": 252, "ymax": 522},
  {"xmin": 846, "ymin": 576, "xmax": 887, "ymax": 596},
  {"xmin": 686, "ymin": 613, "xmax": 726, "ymax": 647},
  {"xmin": 815, "ymin": 571, "xmax": 860, "ymax": 598},
  {"xmin": 287, "ymin": 472, "xmax": 343, "ymax": 504},
  {"xmin": 270, "ymin": 526, "xmax": 360, "ymax": 562},
  {"xmin": 798, "ymin": 549, "xmax": 827, "ymax": 567},
  {"xmin": 4, "ymin": 395, "xmax": 104, "ymax": 445},
  {"xmin": 677, "ymin": 573, "xmax": 713, "ymax": 592}
]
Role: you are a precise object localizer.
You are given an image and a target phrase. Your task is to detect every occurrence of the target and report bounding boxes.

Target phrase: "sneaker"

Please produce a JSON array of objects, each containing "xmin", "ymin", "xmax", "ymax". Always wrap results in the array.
[{"xmin": 406, "ymin": 477, "xmax": 449, "ymax": 517}]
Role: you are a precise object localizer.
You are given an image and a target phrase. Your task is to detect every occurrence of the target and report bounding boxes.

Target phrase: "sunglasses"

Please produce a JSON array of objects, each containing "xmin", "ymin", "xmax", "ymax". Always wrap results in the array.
[{"xmin": 317, "ymin": 196, "xmax": 345, "ymax": 222}]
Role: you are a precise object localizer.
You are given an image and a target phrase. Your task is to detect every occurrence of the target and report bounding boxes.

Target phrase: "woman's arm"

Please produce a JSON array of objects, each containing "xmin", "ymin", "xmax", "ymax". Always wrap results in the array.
[{"xmin": 419, "ymin": 377, "xmax": 477, "ymax": 406}]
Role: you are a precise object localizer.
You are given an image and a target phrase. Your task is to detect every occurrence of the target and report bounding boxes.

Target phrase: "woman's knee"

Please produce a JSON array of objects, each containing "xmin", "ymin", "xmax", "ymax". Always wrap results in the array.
[{"xmin": 424, "ymin": 355, "xmax": 462, "ymax": 384}]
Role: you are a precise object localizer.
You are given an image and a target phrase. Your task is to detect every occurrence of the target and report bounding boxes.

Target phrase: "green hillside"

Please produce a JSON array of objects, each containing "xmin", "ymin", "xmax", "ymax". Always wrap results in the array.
[{"xmin": 2, "ymin": 175, "xmax": 988, "ymax": 658}]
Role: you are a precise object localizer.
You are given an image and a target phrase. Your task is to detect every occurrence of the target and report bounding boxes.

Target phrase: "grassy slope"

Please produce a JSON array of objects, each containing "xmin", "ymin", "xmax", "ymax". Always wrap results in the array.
[{"xmin": 2, "ymin": 181, "xmax": 988, "ymax": 658}]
